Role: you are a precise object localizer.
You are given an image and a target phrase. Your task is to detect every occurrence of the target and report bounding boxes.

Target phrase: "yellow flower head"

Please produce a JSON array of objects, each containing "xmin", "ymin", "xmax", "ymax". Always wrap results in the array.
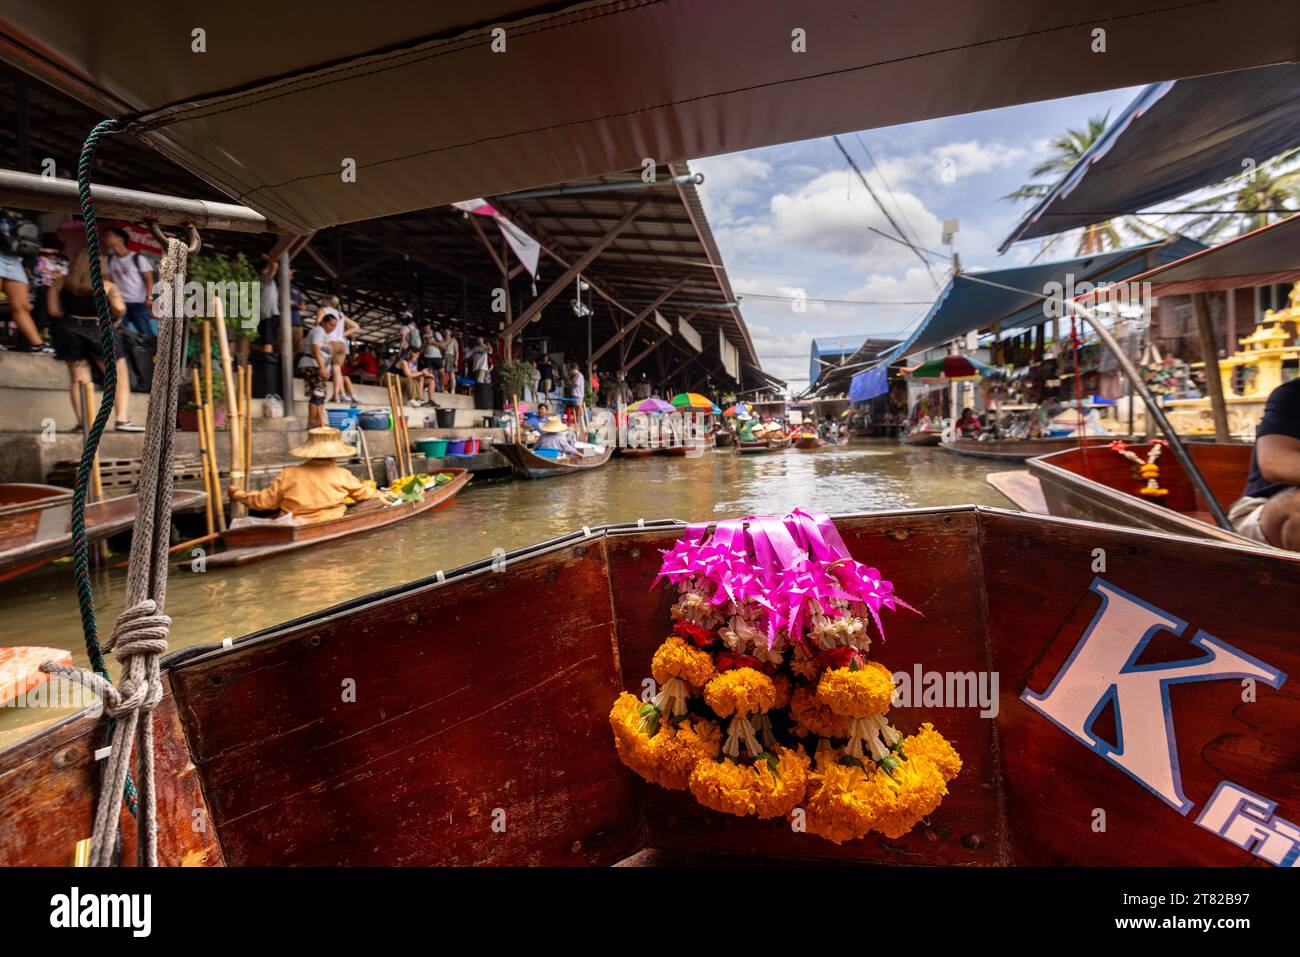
[
  {"xmin": 651, "ymin": 636, "xmax": 716, "ymax": 690},
  {"xmin": 817, "ymin": 660, "xmax": 894, "ymax": 718},
  {"xmin": 804, "ymin": 747, "xmax": 952, "ymax": 842},
  {"xmin": 704, "ymin": 667, "xmax": 777, "ymax": 717},
  {"xmin": 608, "ymin": 691, "xmax": 721, "ymax": 790},
  {"xmin": 688, "ymin": 745, "xmax": 810, "ymax": 819},
  {"xmin": 903, "ymin": 722, "xmax": 962, "ymax": 782},
  {"xmin": 788, "ymin": 684, "xmax": 852, "ymax": 739}
]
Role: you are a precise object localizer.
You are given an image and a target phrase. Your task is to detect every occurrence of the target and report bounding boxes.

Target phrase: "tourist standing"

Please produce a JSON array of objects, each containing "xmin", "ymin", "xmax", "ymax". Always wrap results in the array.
[
  {"xmin": 537, "ymin": 355, "xmax": 556, "ymax": 398},
  {"xmin": 568, "ymin": 360, "xmax": 587, "ymax": 435},
  {"xmin": 47, "ymin": 247, "xmax": 141, "ymax": 431},
  {"xmin": 103, "ymin": 227, "xmax": 155, "ymax": 337},
  {"xmin": 441, "ymin": 327, "xmax": 460, "ymax": 393},
  {"xmin": 299, "ymin": 312, "xmax": 336, "ymax": 429},
  {"xmin": 419, "ymin": 324, "xmax": 443, "ymax": 393},
  {"xmin": 30, "ymin": 232, "xmax": 68, "ymax": 334},
  {"xmin": 400, "ymin": 313, "xmax": 422, "ymax": 354},
  {"xmin": 468, "ymin": 336, "xmax": 492, "ymax": 384}
]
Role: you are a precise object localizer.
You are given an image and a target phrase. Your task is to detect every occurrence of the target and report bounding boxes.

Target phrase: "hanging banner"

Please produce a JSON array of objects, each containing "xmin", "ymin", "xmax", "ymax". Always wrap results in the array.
[
  {"xmin": 654, "ymin": 309, "xmax": 674, "ymax": 335},
  {"xmin": 678, "ymin": 314, "xmax": 703, "ymax": 352},
  {"xmin": 452, "ymin": 198, "xmax": 541, "ymax": 278}
]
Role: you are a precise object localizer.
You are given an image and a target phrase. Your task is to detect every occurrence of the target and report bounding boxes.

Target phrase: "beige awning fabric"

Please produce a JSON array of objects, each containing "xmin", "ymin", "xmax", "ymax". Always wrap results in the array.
[{"xmin": 3, "ymin": 0, "xmax": 1298, "ymax": 231}]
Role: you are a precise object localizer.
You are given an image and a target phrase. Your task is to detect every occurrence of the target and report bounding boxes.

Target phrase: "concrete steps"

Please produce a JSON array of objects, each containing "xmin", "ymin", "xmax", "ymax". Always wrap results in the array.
[{"xmin": 0, "ymin": 350, "xmax": 510, "ymax": 482}]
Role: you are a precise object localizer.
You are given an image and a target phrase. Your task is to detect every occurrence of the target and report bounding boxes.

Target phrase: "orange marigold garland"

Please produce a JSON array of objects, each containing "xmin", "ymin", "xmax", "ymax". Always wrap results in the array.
[
  {"xmin": 1111, "ymin": 440, "xmax": 1169, "ymax": 497},
  {"xmin": 610, "ymin": 509, "xmax": 962, "ymax": 842}
]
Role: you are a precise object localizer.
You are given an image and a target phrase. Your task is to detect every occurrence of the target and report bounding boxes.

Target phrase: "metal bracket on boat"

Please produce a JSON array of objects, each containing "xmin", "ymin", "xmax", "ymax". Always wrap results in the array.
[
  {"xmin": 94, "ymin": 746, "xmax": 111, "ymax": 762},
  {"xmin": 637, "ymin": 518, "xmax": 645, "ymax": 528},
  {"xmin": 435, "ymin": 570, "xmax": 446, "ymax": 583},
  {"xmin": 221, "ymin": 637, "xmax": 233, "ymax": 650},
  {"xmin": 148, "ymin": 222, "xmax": 202, "ymax": 254},
  {"xmin": 582, "ymin": 525, "xmax": 593, "ymax": 538}
]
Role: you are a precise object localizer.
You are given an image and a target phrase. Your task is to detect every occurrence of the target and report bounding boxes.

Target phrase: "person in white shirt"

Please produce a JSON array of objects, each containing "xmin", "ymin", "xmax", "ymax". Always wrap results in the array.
[
  {"xmin": 441, "ymin": 327, "xmax": 460, "ymax": 393},
  {"xmin": 567, "ymin": 361, "xmax": 587, "ymax": 434},
  {"xmin": 316, "ymin": 296, "xmax": 359, "ymax": 402},
  {"xmin": 103, "ymin": 227, "xmax": 154, "ymax": 337}
]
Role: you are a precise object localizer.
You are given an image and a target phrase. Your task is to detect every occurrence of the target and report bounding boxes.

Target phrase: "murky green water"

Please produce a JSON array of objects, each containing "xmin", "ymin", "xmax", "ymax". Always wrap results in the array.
[{"xmin": 0, "ymin": 439, "xmax": 1009, "ymax": 746}]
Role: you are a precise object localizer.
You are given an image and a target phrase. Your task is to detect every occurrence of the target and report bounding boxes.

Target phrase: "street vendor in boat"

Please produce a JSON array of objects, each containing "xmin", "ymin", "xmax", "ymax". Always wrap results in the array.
[
  {"xmin": 534, "ymin": 415, "xmax": 580, "ymax": 456},
  {"xmin": 229, "ymin": 427, "xmax": 377, "ymax": 523},
  {"xmin": 1230, "ymin": 379, "xmax": 1300, "ymax": 550},
  {"xmin": 736, "ymin": 415, "xmax": 758, "ymax": 443},
  {"xmin": 955, "ymin": 407, "xmax": 982, "ymax": 437}
]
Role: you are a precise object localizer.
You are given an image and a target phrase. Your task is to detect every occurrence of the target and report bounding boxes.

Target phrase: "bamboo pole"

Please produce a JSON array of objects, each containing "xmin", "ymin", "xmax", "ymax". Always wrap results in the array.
[
  {"xmin": 243, "ymin": 364, "xmax": 254, "ymax": 481},
  {"xmin": 211, "ymin": 297, "xmax": 246, "ymax": 517},
  {"xmin": 357, "ymin": 427, "xmax": 376, "ymax": 483},
  {"xmin": 79, "ymin": 382, "xmax": 109, "ymax": 562},
  {"xmin": 191, "ymin": 368, "xmax": 215, "ymax": 537},
  {"xmin": 389, "ymin": 374, "xmax": 412, "ymax": 476},
  {"xmin": 204, "ymin": 400, "xmax": 227, "ymax": 531},
  {"xmin": 1193, "ymin": 292, "xmax": 1231, "ymax": 443}
]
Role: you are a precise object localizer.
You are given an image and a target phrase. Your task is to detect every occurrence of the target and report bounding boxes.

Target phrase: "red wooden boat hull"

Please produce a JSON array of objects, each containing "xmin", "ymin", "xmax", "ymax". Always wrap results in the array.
[
  {"xmin": 1029, "ymin": 442, "xmax": 1257, "ymax": 546},
  {"xmin": 2, "ymin": 507, "xmax": 1295, "ymax": 867},
  {"xmin": 0, "ymin": 487, "xmax": 207, "ymax": 582}
]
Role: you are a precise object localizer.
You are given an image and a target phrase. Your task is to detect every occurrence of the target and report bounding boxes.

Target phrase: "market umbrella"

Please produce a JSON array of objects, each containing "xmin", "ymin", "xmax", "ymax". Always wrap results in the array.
[
  {"xmin": 630, "ymin": 397, "xmax": 675, "ymax": 413},
  {"xmin": 670, "ymin": 392, "xmax": 714, "ymax": 410},
  {"xmin": 710, "ymin": 404, "xmax": 722, "ymax": 415},
  {"xmin": 723, "ymin": 402, "xmax": 751, "ymax": 416},
  {"xmin": 908, "ymin": 355, "xmax": 994, "ymax": 381}
]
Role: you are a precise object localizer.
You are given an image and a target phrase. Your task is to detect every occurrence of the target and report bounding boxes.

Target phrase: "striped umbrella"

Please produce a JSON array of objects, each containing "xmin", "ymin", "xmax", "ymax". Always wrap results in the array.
[
  {"xmin": 908, "ymin": 355, "xmax": 994, "ymax": 381},
  {"xmin": 670, "ymin": 392, "xmax": 714, "ymax": 409},
  {"xmin": 630, "ymin": 397, "xmax": 675, "ymax": 413}
]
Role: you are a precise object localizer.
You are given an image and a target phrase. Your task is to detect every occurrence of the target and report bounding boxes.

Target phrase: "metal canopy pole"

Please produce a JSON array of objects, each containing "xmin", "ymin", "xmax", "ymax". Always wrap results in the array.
[
  {"xmin": 957, "ymin": 270, "xmax": 1232, "ymax": 530},
  {"xmin": 0, "ymin": 169, "xmax": 278, "ymax": 233}
]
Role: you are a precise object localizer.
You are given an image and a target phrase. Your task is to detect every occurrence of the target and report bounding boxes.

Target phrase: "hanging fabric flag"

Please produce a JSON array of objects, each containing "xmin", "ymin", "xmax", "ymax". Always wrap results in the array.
[{"xmin": 452, "ymin": 198, "xmax": 542, "ymax": 280}]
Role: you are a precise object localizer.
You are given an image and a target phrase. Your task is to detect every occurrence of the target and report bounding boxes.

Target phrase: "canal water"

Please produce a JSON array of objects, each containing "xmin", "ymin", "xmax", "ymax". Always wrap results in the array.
[{"xmin": 0, "ymin": 440, "xmax": 1009, "ymax": 746}]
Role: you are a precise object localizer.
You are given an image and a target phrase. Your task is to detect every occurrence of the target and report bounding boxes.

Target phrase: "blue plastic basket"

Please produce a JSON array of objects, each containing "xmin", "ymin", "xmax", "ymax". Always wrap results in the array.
[
  {"xmin": 533, "ymin": 448, "xmax": 561, "ymax": 459},
  {"xmin": 327, "ymin": 407, "xmax": 361, "ymax": 430}
]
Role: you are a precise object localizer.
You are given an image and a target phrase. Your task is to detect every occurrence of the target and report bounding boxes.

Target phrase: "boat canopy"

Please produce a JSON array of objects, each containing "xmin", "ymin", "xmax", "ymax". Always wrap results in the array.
[
  {"xmin": 846, "ymin": 238, "xmax": 1203, "ymax": 398},
  {"xmin": 1080, "ymin": 214, "xmax": 1300, "ymax": 299},
  {"xmin": 2, "ymin": 1, "xmax": 1297, "ymax": 231},
  {"xmin": 999, "ymin": 64, "xmax": 1300, "ymax": 252}
]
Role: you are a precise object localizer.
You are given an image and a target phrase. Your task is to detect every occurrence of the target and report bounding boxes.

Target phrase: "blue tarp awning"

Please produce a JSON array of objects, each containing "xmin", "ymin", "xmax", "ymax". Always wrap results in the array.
[
  {"xmin": 847, "ymin": 362, "xmax": 892, "ymax": 402},
  {"xmin": 999, "ymin": 64, "xmax": 1300, "ymax": 252},
  {"xmin": 847, "ymin": 237, "xmax": 1202, "ymax": 399},
  {"xmin": 809, "ymin": 335, "xmax": 869, "ymax": 387}
]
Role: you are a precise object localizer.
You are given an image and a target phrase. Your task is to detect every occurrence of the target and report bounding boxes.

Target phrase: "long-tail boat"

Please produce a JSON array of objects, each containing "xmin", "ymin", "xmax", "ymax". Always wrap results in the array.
[
  {"xmin": 795, "ymin": 434, "xmax": 823, "ymax": 450},
  {"xmin": 900, "ymin": 431, "xmax": 942, "ymax": 447},
  {"xmin": 0, "ymin": 486, "xmax": 205, "ymax": 582},
  {"xmin": 738, "ymin": 438, "xmax": 790, "ymax": 454},
  {"xmin": 941, "ymin": 435, "xmax": 1120, "ymax": 461},
  {"xmin": 2, "ymin": 506, "xmax": 1296, "ymax": 866},
  {"xmin": 618, "ymin": 447, "xmax": 662, "ymax": 459},
  {"xmin": 1028, "ymin": 442, "xmax": 1259, "ymax": 546},
  {"xmin": 495, "ymin": 443, "xmax": 613, "ymax": 479},
  {"xmin": 205, "ymin": 469, "xmax": 472, "ymax": 569}
]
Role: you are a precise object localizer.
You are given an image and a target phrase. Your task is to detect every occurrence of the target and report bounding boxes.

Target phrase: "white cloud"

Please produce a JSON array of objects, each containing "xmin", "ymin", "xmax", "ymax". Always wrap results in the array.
[
  {"xmin": 693, "ymin": 153, "xmax": 772, "ymax": 223},
  {"xmin": 928, "ymin": 140, "xmax": 1029, "ymax": 180}
]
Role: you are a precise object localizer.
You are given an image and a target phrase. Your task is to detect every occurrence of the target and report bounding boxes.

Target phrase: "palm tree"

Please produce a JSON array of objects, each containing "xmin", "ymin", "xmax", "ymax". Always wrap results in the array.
[
  {"xmin": 1005, "ymin": 113, "xmax": 1138, "ymax": 254},
  {"xmin": 1174, "ymin": 148, "xmax": 1300, "ymax": 242}
]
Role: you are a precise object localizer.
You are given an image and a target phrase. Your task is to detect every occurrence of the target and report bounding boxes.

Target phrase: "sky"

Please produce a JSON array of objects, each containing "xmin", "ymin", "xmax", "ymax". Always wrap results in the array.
[{"xmin": 691, "ymin": 85, "xmax": 1144, "ymax": 391}]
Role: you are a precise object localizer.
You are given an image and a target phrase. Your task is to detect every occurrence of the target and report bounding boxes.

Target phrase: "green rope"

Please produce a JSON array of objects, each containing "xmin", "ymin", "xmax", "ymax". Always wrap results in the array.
[{"xmin": 71, "ymin": 118, "xmax": 137, "ymax": 816}]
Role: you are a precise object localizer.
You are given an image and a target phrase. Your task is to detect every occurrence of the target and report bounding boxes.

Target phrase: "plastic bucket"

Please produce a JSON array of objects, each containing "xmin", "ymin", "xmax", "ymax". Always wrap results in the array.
[
  {"xmin": 359, "ymin": 410, "xmax": 390, "ymax": 430},
  {"xmin": 446, "ymin": 439, "xmax": 467, "ymax": 455},
  {"xmin": 435, "ymin": 407, "xmax": 456, "ymax": 429},
  {"xmin": 417, "ymin": 438, "xmax": 449, "ymax": 458},
  {"xmin": 327, "ymin": 407, "xmax": 360, "ymax": 430}
]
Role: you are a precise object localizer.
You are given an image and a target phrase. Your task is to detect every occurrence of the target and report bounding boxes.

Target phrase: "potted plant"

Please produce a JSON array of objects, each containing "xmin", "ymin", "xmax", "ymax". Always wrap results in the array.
[{"xmin": 496, "ymin": 359, "xmax": 534, "ymax": 442}]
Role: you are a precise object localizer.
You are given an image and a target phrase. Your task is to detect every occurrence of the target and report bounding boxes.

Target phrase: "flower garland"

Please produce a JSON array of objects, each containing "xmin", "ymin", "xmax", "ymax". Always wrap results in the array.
[
  {"xmin": 1110, "ymin": 440, "xmax": 1169, "ymax": 497},
  {"xmin": 609, "ymin": 509, "xmax": 961, "ymax": 844}
]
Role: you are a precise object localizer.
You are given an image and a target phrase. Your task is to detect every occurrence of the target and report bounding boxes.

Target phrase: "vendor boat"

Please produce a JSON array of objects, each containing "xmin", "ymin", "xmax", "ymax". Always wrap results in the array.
[
  {"xmin": 738, "ymin": 438, "xmax": 790, "ymax": 454},
  {"xmin": 795, "ymin": 434, "xmax": 823, "ymax": 450},
  {"xmin": 205, "ymin": 469, "xmax": 472, "ymax": 569},
  {"xmin": 1028, "ymin": 442, "xmax": 1258, "ymax": 546},
  {"xmin": 900, "ymin": 431, "xmax": 942, "ymax": 447},
  {"xmin": 495, "ymin": 443, "xmax": 614, "ymax": 479},
  {"xmin": 618, "ymin": 446, "xmax": 663, "ymax": 459},
  {"xmin": 663, "ymin": 439, "xmax": 706, "ymax": 458},
  {"xmin": 2, "ymin": 506, "xmax": 1295, "ymax": 866},
  {"xmin": 941, "ymin": 435, "xmax": 1119, "ymax": 461},
  {"xmin": 0, "ymin": 486, "xmax": 205, "ymax": 582}
]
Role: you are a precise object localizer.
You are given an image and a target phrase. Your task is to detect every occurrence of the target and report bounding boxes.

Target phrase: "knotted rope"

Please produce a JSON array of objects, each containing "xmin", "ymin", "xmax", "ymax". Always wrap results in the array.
[{"xmin": 43, "ymin": 128, "xmax": 192, "ymax": 863}]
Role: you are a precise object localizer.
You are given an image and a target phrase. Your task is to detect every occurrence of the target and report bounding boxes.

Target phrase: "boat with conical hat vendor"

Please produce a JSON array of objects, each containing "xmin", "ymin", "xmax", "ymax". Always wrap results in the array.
[{"xmin": 228, "ymin": 426, "xmax": 379, "ymax": 524}]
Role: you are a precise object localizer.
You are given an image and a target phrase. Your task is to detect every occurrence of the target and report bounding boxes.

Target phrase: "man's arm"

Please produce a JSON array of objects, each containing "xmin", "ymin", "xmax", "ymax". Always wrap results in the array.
[
  {"xmin": 1256, "ymin": 433, "xmax": 1300, "ymax": 487},
  {"xmin": 313, "ymin": 343, "xmax": 328, "ymax": 374}
]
